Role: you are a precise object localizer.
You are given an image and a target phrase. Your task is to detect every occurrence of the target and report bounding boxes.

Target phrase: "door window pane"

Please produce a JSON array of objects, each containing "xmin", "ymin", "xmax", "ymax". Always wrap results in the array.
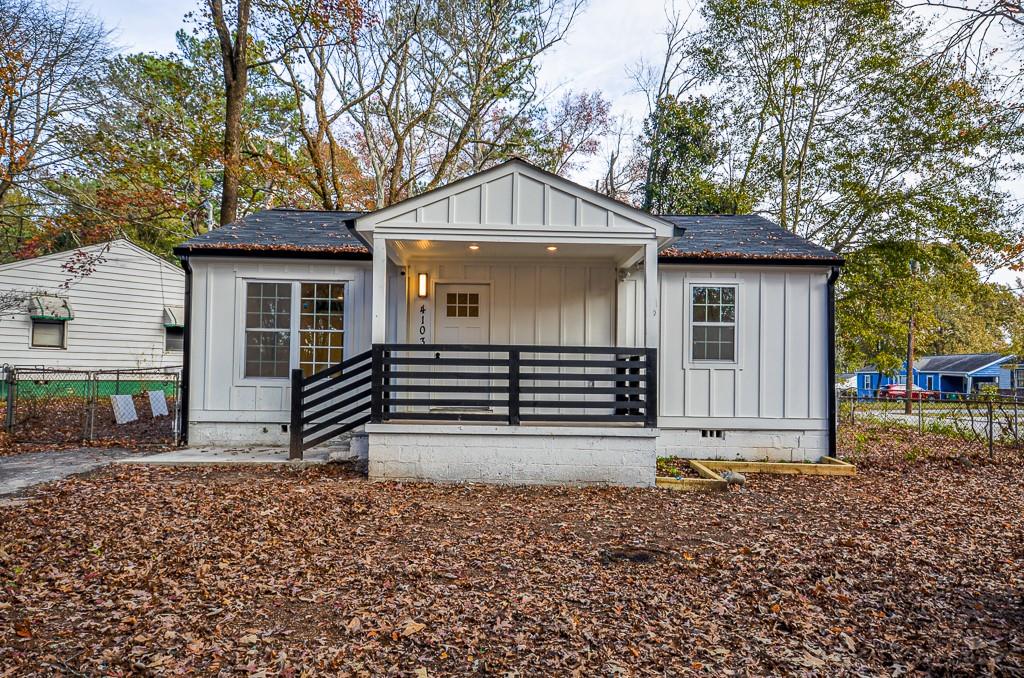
[
  {"xmin": 446, "ymin": 291, "xmax": 480, "ymax": 318},
  {"xmin": 299, "ymin": 283, "xmax": 344, "ymax": 377}
]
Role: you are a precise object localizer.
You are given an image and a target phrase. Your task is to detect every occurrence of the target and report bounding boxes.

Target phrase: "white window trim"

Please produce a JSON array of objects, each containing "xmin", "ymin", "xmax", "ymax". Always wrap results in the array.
[
  {"xmin": 685, "ymin": 281, "xmax": 740, "ymax": 366},
  {"xmin": 29, "ymin": 318, "xmax": 68, "ymax": 350},
  {"xmin": 235, "ymin": 278, "xmax": 351, "ymax": 385},
  {"xmin": 862, "ymin": 375, "xmax": 870, "ymax": 389}
]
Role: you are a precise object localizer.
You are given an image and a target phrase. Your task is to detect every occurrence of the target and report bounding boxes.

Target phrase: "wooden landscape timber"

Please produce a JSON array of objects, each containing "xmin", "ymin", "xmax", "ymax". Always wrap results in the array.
[
  {"xmin": 655, "ymin": 460, "xmax": 728, "ymax": 492},
  {"xmin": 697, "ymin": 456, "xmax": 856, "ymax": 476}
]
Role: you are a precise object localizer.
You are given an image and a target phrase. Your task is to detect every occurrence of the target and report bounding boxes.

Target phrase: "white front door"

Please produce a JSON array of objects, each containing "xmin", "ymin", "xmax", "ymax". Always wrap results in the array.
[
  {"xmin": 434, "ymin": 284, "xmax": 490, "ymax": 345},
  {"xmin": 431, "ymin": 284, "xmax": 491, "ymax": 412}
]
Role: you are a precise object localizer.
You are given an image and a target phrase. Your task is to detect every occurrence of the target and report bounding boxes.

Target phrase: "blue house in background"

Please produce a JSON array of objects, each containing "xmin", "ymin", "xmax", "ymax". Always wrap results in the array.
[{"xmin": 854, "ymin": 353, "xmax": 1019, "ymax": 398}]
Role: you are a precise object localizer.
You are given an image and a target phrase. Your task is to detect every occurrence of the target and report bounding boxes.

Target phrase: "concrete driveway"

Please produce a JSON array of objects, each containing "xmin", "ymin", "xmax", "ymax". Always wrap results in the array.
[{"xmin": 0, "ymin": 448, "xmax": 137, "ymax": 497}]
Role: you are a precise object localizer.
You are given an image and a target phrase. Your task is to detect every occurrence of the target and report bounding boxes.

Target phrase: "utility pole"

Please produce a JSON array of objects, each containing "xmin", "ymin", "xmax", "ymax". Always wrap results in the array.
[
  {"xmin": 905, "ymin": 259, "xmax": 920, "ymax": 415},
  {"xmin": 905, "ymin": 311, "xmax": 915, "ymax": 415}
]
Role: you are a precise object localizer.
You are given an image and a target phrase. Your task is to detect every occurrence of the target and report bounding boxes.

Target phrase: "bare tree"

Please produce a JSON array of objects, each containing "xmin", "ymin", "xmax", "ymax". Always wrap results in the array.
[
  {"xmin": 628, "ymin": 6, "xmax": 701, "ymax": 211},
  {"xmin": 268, "ymin": 0, "xmax": 400, "ymax": 210},
  {"xmin": 0, "ymin": 0, "xmax": 110, "ymax": 223},
  {"xmin": 348, "ymin": 0, "xmax": 584, "ymax": 207},
  {"xmin": 594, "ymin": 117, "xmax": 644, "ymax": 203}
]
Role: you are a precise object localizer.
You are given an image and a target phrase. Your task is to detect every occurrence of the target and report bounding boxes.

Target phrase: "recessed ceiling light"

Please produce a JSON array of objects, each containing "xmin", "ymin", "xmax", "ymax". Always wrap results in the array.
[
  {"xmin": 546, "ymin": 245, "xmax": 558, "ymax": 252},
  {"xmin": 468, "ymin": 244, "xmax": 480, "ymax": 251}
]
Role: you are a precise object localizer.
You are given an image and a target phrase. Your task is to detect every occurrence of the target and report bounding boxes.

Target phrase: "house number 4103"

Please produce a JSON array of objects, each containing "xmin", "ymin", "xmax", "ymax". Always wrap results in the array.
[{"xmin": 418, "ymin": 304, "xmax": 427, "ymax": 343}]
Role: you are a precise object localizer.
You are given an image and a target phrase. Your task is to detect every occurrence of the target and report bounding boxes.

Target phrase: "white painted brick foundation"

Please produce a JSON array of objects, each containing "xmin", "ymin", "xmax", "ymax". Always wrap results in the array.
[
  {"xmin": 188, "ymin": 422, "xmax": 290, "ymax": 447},
  {"xmin": 366, "ymin": 424, "xmax": 658, "ymax": 487},
  {"xmin": 656, "ymin": 428, "xmax": 828, "ymax": 462}
]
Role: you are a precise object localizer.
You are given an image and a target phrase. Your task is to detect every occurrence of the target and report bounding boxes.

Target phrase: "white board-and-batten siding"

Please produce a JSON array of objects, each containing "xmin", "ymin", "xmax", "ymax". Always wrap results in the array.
[
  {"xmin": 0, "ymin": 240, "xmax": 184, "ymax": 370},
  {"xmin": 186, "ymin": 257, "xmax": 372, "ymax": 444},
  {"xmin": 404, "ymin": 259, "xmax": 617, "ymax": 347},
  {"xmin": 658, "ymin": 265, "xmax": 828, "ymax": 427}
]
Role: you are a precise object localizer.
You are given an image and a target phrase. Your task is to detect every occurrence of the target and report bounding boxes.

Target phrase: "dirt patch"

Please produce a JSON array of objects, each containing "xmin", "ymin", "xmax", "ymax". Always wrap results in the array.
[{"xmin": 656, "ymin": 456, "xmax": 702, "ymax": 477}]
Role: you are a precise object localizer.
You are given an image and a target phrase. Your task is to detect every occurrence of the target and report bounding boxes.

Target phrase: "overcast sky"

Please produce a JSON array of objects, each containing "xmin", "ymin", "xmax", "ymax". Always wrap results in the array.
[{"xmin": 86, "ymin": 0, "xmax": 1022, "ymax": 285}]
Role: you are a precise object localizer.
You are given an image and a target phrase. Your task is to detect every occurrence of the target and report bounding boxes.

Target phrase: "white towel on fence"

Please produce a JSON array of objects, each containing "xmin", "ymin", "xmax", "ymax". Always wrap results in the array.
[
  {"xmin": 148, "ymin": 390, "xmax": 168, "ymax": 417},
  {"xmin": 110, "ymin": 394, "xmax": 138, "ymax": 424}
]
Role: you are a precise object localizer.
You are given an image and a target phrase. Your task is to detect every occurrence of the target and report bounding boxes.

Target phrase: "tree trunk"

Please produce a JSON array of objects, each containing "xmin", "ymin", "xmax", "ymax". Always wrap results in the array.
[{"xmin": 209, "ymin": 0, "xmax": 251, "ymax": 227}]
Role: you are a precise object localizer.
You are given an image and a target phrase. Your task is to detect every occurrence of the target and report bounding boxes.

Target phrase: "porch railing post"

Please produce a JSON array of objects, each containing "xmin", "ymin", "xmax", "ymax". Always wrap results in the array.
[
  {"xmin": 508, "ymin": 348, "xmax": 521, "ymax": 426},
  {"xmin": 644, "ymin": 348, "xmax": 658, "ymax": 428},
  {"xmin": 370, "ymin": 344, "xmax": 384, "ymax": 424},
  {"xmin": 289, "ymin": 368, "xmax": 303, "ymax": 460}
]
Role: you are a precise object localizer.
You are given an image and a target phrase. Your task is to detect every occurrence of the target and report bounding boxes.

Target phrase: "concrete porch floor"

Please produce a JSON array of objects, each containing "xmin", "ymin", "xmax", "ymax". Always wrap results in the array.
[{"xmin": 118, "ymin": 446, "xmax": 337, "ymax": 467}]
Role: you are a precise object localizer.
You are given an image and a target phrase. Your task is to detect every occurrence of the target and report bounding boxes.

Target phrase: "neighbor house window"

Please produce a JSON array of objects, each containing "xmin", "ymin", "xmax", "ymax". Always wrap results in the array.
[
  {"xmin": 31, "ymin": 320, "xmax": 66, "ymax": 348},
  {"xmin": 163, "ymin": 305, "xmax": 185, "ymax": 352},
  {"xmin": 862, "ymin": 375, "xmax": 870, "ymax": 389},
  {"xmin": 28, "ymin": 295, "xmax": 72, "ymax": 349},
  {"xmin": 299, "ymin": 282, "xmax": 345, "ymax": 377},
  {"xmin": 244, "ymin": 282, "xmax": 292, "ymax": 378},
  {"xmin": 165, "ymin": 327, "xmax": 184, "ymax": 352},
  {"xmin": 691, "ymin": 285, "xmax": 736, "ymax": 361}
]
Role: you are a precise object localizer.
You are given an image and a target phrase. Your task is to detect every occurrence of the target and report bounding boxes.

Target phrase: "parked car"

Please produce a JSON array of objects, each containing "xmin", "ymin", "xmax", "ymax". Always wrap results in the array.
[{"xmin": 877, "ymin": 384, "xmax": 940, "ymax": 400}]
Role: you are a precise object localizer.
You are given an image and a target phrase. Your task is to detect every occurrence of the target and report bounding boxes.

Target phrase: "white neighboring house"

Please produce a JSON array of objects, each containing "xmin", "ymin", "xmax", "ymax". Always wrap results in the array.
[
  {"xmin": 0, "ymin": 239, "xmax": 186, "ymax": 370},
  {"xmin": 176, "ymin": 159, "xmax": 843, "ymax": 486}
]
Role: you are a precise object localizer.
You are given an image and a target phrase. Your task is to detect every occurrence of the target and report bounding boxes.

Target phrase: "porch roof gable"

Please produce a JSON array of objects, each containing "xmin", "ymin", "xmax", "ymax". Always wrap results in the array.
[{"xmin": 354, "ymin": 158, "xmax": 675, "ymax": 242}]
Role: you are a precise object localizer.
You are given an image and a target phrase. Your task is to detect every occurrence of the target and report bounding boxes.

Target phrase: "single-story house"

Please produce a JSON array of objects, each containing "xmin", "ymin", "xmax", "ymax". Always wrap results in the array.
[
  {"xmin": 854, "ymin": 353, "xmax": 1018, "ymax": 398},
  {"xmin": 174, "ymin": 159, "xmax": 843, "ymax": 486},
  {"xmin": 0, "ymin": 239, "xmax": 185, "ymax": 370}
]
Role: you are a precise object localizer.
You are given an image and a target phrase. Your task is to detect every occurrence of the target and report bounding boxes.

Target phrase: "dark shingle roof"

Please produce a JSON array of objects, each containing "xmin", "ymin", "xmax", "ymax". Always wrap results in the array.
[
  {"xmin": 658, "ymin": 214, "xmax": 842, "ymax": 263},
  {"xmin": 174, "ymin": 208, "xmax": 840, "ymax": 265},
  {"xmin": 174, "ymin": 208, "xmax": 369, "ymax": 257},
  {"xmin": 917, "ymin": 353, "xmax": 1010, "ymax": 374}
]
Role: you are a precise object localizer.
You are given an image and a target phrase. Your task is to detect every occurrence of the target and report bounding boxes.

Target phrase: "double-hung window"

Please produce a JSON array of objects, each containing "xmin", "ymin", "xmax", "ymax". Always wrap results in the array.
[
  {"xmin": 691, "ymin": 285, "xmax": 736, "ymax": 362},
  {"xmin": 243, "ymin": 281, "xmax": 346, "ymax": 379}
]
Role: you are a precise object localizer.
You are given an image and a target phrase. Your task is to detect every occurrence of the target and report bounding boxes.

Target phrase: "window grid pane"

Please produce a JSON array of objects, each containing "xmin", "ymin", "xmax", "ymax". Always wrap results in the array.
[
  {"xmin": 691, "ymin": 286, "xmax": 736, "ymax": 362},
  {"xmin": 245, "ymin": 282, "xmax": 292, "ymax": 378},
  {"xmin": 299, "ymin": 282, "xmax": 344, "ymax": 377}
]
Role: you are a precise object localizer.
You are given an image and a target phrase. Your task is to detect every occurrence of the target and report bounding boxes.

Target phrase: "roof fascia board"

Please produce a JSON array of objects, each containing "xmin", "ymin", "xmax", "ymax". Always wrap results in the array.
[
  {"xmin": 0, "ymin": 238, "xmax": 184, "ymax": 279},
  {"xmin": 174, "ymin": 247, "xmax": 372, "ymax": 262},
  {"xmin": 658, "ymin": 256, "xmax": 842, "ymax": 267}
]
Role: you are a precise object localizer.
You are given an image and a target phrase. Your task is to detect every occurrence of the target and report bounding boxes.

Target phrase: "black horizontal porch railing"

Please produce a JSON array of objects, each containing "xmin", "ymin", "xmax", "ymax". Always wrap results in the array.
[
  {"xmin": 289, "ymin": 343, "xmax": 658, "ymax": 459},
  {"xmin": 371, "ymin": 343, "xmax": 657, "ymax": 428},
  {"xmin": 289, "ymin": 349, "xmax": 373, "ymax": 459}
]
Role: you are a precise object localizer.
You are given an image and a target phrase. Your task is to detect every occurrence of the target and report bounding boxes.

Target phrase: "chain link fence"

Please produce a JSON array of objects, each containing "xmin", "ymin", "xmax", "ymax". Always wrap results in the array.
[
  {"xmin": 2, "ymin": 365, "xmax": 180, "ymax": 446},
  {"xmin": 838, "ymin": 394, "xmax": 1024, "ymax": 455}
]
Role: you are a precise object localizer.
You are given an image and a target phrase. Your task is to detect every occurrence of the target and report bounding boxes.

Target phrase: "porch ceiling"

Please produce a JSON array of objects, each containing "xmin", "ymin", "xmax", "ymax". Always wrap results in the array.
[{"xmin": 388, "ymin": 238, "xmax": 645, "ymax": 266}]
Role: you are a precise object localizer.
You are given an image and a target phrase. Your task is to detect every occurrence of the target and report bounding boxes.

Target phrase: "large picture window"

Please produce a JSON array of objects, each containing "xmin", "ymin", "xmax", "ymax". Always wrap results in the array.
[
  {"xmin": 691, "ymin": 285, "xmax": 736, "ymax": 362},
  {"xmin": 244, "ymin": 282, "xmax": 292, "ymax": 378},
  {"xmin": 299, "ymin": 283, "xmax": 345, "ymax": 377}
]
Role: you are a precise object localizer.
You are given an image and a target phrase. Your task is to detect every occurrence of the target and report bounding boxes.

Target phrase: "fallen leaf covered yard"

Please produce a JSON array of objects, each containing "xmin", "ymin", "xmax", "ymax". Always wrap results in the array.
[{"xmin": 174, "ymin": 158, "xmax": 843, "ymax": 484}]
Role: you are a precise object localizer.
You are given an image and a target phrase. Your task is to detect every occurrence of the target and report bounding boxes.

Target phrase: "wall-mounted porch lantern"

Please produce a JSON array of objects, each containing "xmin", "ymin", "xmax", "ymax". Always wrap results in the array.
[{"xmin": 417, "ymin": 272, "xmax": 429, "ymax": 298}]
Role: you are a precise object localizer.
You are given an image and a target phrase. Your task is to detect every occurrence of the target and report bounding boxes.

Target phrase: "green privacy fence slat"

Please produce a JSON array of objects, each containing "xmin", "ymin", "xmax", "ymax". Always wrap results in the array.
[{"xmin": 0, "ymin": 379, "xmax": 176, "ymax": 399}]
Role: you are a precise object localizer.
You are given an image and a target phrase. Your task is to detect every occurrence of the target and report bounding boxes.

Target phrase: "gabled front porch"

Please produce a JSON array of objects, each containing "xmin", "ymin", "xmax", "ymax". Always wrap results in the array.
[{"xmin": 287, "ymin": 160, "xmax": 673, "ymax": 485}]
